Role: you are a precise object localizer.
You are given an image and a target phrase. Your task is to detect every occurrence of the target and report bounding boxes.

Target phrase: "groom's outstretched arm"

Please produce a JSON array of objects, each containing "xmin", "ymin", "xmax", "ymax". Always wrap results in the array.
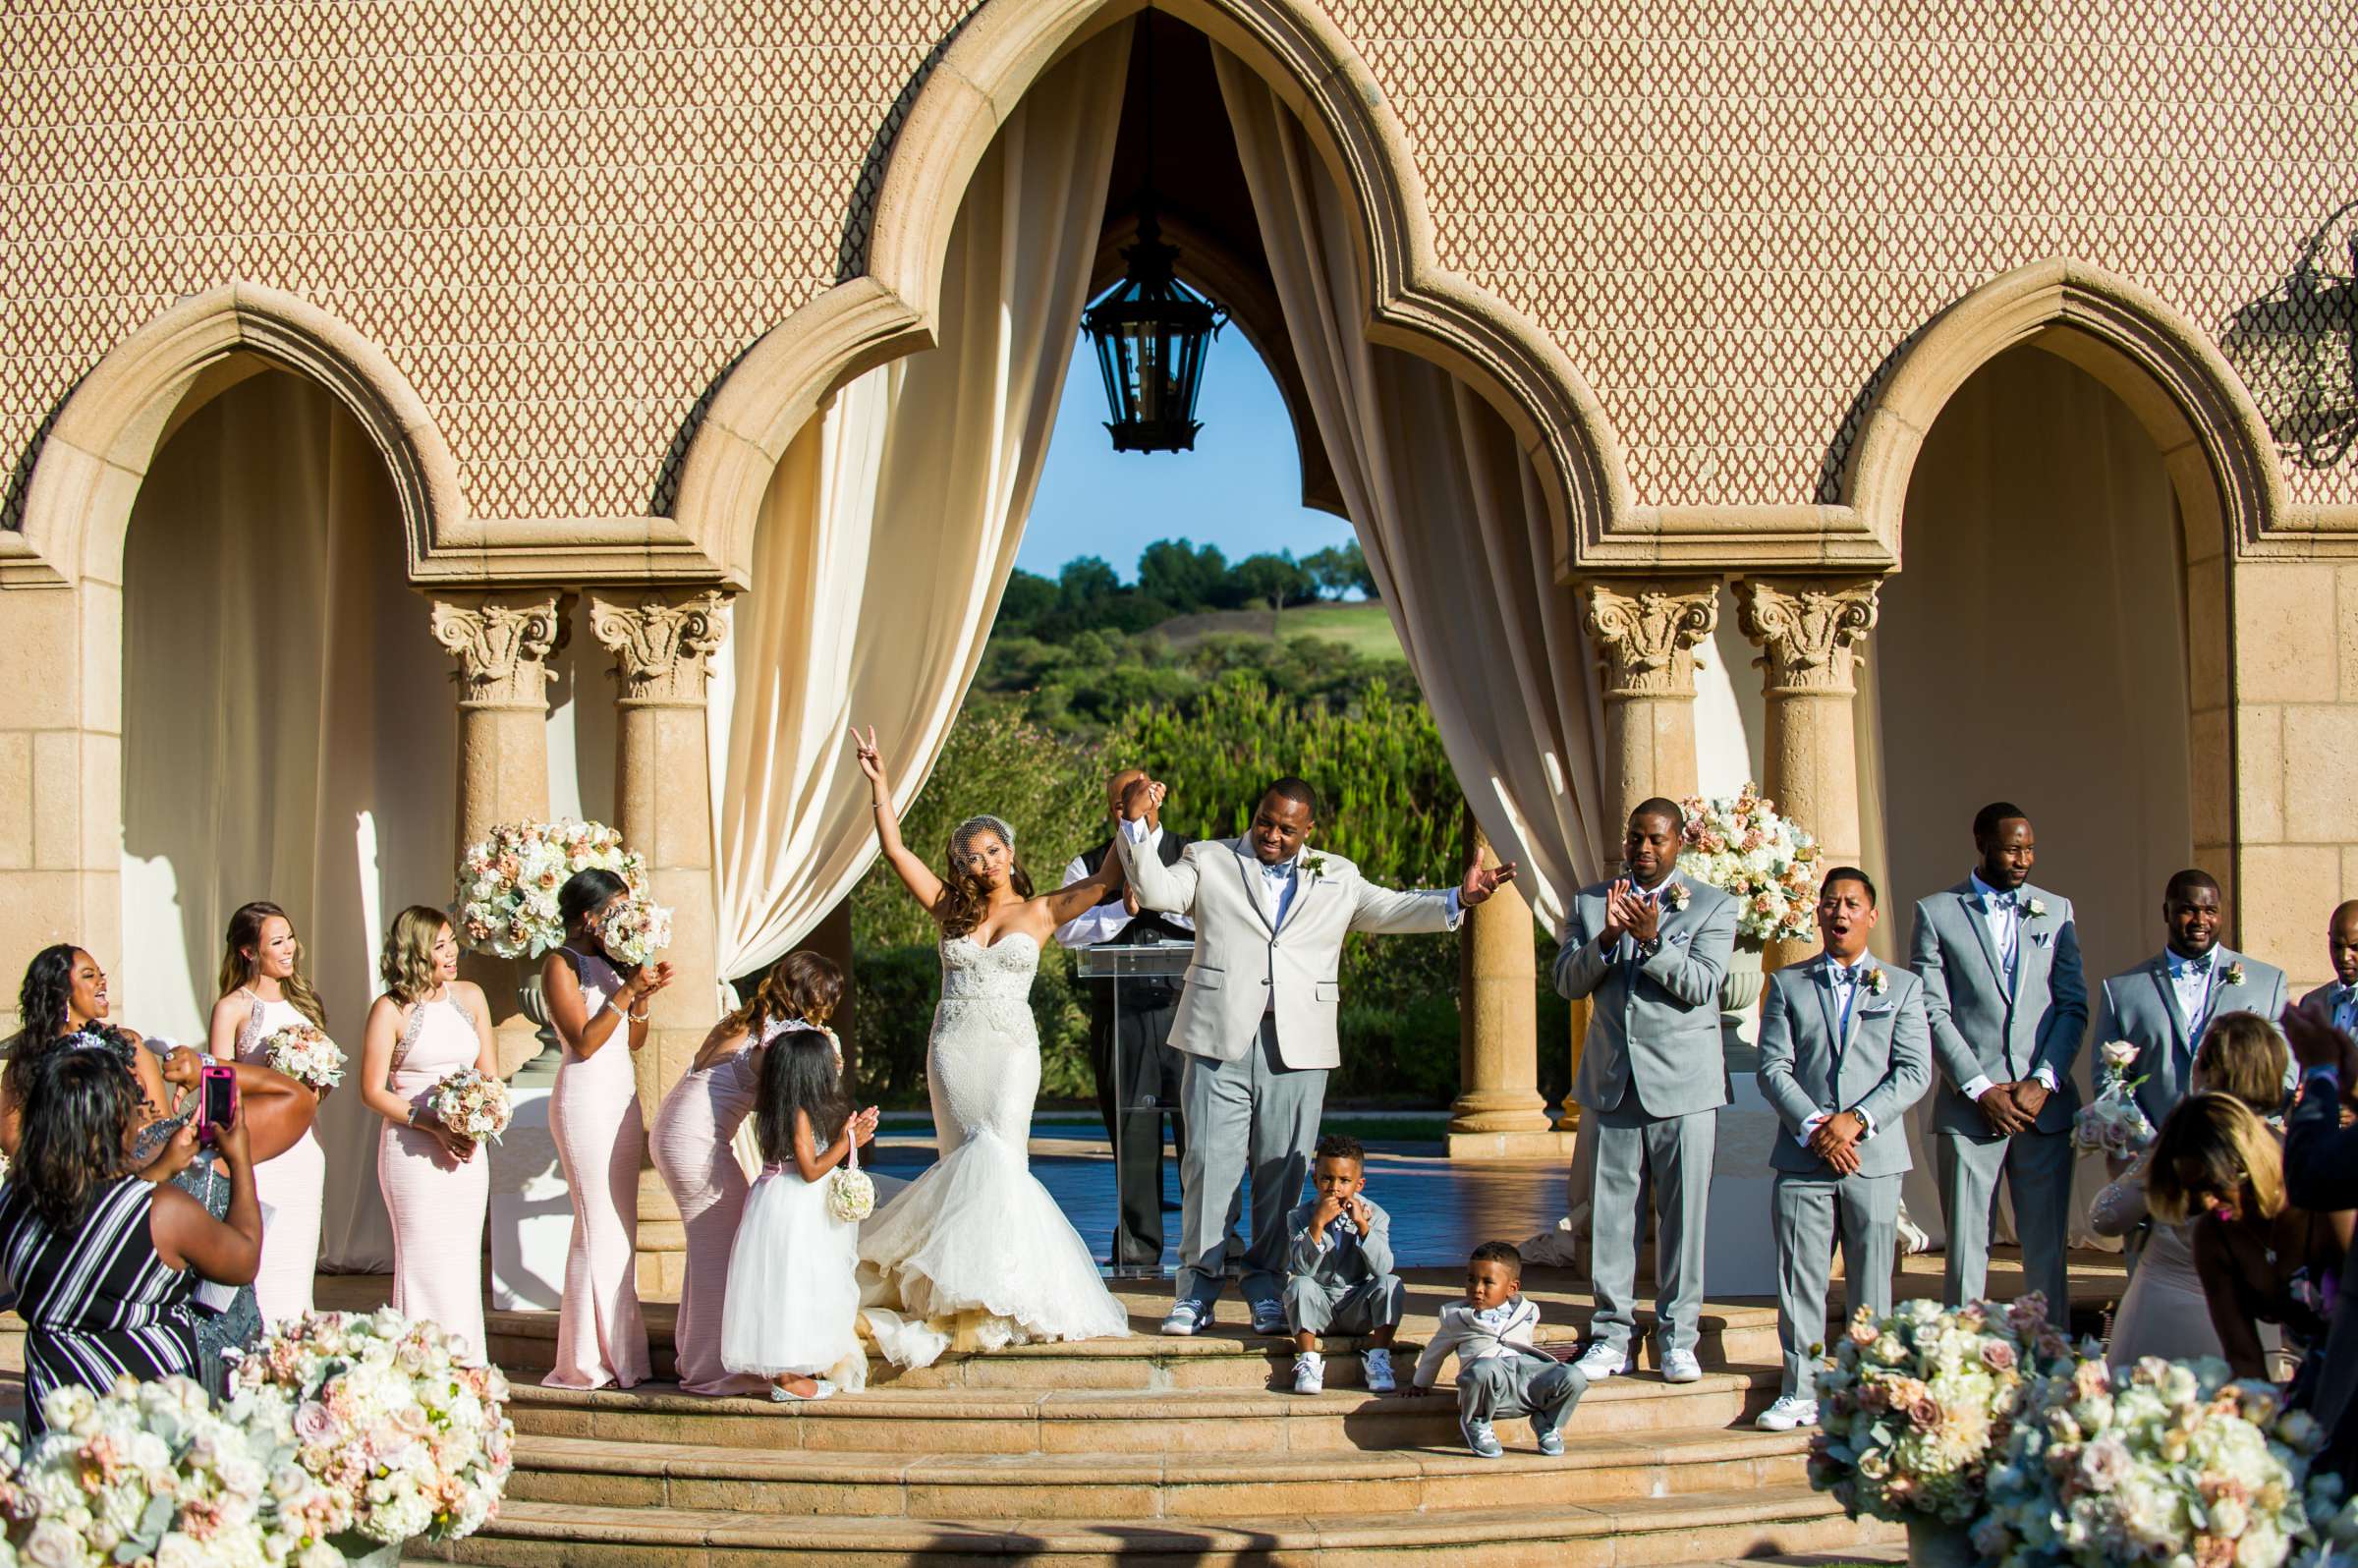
[
  {"xmin": 1347, "ymin": 877, "xmax": 1458, "ymax": 936},
  {"xmin": 1113, "ymin": 821, "xmax": 1201, "ymax": 916}
]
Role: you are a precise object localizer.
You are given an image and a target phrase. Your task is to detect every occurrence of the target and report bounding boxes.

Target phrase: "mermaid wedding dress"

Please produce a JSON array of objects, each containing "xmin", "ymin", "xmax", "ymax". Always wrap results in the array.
[{"xmin": 858, "ymin": 931, "xmax": 1130, "ymax": 1367}]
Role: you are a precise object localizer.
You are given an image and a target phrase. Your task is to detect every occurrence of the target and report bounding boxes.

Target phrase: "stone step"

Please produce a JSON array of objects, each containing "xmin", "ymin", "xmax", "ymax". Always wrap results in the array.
[
  {"xmin": 429, "ymin": 1484, "xmax": 1898, "ymax": 1565},
  {"xmin": 505, "ymin": 1367, "xmax": 1778, "ymax": 1453},
  {"xmin": 504, "ymin": 1422, "xmax": 1814, "ymax": 1519}
]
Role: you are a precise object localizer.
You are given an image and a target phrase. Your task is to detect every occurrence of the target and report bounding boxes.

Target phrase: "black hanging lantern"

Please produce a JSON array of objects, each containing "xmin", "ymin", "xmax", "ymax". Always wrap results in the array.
[{"xmin": 1083, "ymin": 212, "xmax": 1225, "ymax": 452}]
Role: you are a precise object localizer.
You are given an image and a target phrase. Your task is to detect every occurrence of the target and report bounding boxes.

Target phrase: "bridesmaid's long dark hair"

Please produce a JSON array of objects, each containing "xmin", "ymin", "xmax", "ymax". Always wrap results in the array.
[
  {"xmin": 753, "ymin": 1029, "xmax": 848, "ymax": 1167},
  {"xmin": 558, "ymin": 869, "xmax": 632, "ymax": 956},
  {"xmin": 16, "ymin": 1047, "xmax": 140, "ymax": 1230}
]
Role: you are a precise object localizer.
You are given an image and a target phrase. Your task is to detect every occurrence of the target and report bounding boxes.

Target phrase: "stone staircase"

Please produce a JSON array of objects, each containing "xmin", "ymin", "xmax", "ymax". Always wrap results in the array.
[{"xmin": 420, "ymin": 1279, "xmax": 1902, "ymax": 1567}]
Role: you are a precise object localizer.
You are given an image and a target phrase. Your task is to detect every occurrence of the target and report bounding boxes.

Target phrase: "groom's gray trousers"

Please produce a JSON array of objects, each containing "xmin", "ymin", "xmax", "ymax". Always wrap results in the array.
[
  {"xmin": 1177, "ymin": 1016, "xmax": 1323, "ymax": 1308},
  {"xmin": 1585, "ymin": 1087, "xmax": 1715, "ymax": 1360}
]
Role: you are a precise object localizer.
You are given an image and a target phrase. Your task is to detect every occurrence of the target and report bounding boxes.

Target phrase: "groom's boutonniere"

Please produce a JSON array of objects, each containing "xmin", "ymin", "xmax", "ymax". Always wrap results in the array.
[
  {"xmin": 1864, "ymin": 968, "xmax": 1889, "ymax": 996},
  {"xmin": 1301, "ymin": 851, "xmax": 1331, "ymax": 881},
  {"xmin": 2223, "ymin": 961, "xmax": 2247, "ymax": 987},
  {"xmin": 1661, "ymin": 882, "xmax": 1691, "ymax": 912},
  {"xmin": 2023, "ymin": 898, "xmax": 2049, "ymax": 921}
]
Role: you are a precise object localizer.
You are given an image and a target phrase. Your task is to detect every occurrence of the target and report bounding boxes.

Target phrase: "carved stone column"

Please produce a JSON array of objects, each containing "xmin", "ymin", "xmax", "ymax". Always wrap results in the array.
[
  {"xmin": 1733, "ymin": 576, "xmax": 1881, "ymax": 968},
  {"xmin": 1571, "ymin": 578, "xmax": 1720, "ymax": 1127},
  {"xmin": 1448, "ymin": 819, "xmax": 1552, "ymax": 1155},
  {"xmin": 429, "ymin": 590, "xmax": 569, "ymax": 1078},
  {"xmin": 588, "ymin": 588, "xmax": 731, "ymax": 1297}
]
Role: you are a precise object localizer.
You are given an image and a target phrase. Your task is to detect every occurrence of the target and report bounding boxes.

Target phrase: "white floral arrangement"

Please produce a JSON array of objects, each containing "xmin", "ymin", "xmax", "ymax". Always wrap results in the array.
[
  {"xmin": 1973, "ymin": 1356, "xmax": 2319, "ymax": 1566},
  {"xmin": 0, "ymin": 1374, "xmax": 281, "ymax": 1568},
  {"xmin": 425, "ymin": 1067, "xmax": 513, "ymax": 1145},
  {"xmin": 230, "ymin": 1309, "xmax": 514, "ymax": 1549},
  {"xmin": 261, "ymin": 1024, "xmax": 346, "ymax": 1093},
  {"xmin": 1809, "ymin": 1294, "xmax": 2078, "ymax": 1526},
  {"xmin": 2072, "ymin": 1039, "xmax": 2156, "ymax": 1156},
  {"xmin": 454, "ymin": 818, "xmax": 646, "ymax": 961},
  {"xmin": 590, "ymin": 895, "xmax": 672, "ymax": 969},
  {"xmin": 1674, "ymin": 783, "xmax": 1821, "ymax": 945},
  {"xmin": 826, "ymin": 1134, "xmax": 876, "ymax": 1225}
]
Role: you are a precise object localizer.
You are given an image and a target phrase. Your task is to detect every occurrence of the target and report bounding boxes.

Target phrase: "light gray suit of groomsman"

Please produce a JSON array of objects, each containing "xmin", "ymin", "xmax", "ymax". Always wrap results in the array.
[
  {"xmin": 2093, "ymin": 868, "xmax": 2288, "ymax": 1133},
  {"xmin": 1755, "ymin": 876, "xmax": 1932, "ymax": 1423},
  {"xmin": 2299, "ymin": 902, "xmax": 2358, "ymax": 1034},
  {"xmin": 1115, "ymin": 777, "xmax": 1511, "ymax": 1332},
  {"xmin": 1553, "ymin": 802, "xmax": 1737, "ymax": 1379},
  {"xmin": 1910, "ymin": 806, "xmax": 2086, "ymax": 1316}
]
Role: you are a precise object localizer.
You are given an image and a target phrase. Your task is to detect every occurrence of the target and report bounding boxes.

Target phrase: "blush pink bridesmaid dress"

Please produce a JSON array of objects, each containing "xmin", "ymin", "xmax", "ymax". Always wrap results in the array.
[
  {"xmin": 377, "ymin": 991, "xmax": 492, "ymax": 1360},
  {"xmin": 543, "ymin": 946, "xmax": 650, "ymax": 1389},
  {"xmin": 234, "ymin": 990, "xmax": 326, "ymax": 1324},
  {"xmin": 650, "ymin": 1031, "xmax": 768, "ymax": 1396}
]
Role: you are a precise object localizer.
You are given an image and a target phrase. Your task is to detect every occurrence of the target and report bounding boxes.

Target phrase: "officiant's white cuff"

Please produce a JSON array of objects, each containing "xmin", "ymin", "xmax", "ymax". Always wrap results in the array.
[{"xmin": 1961, "ymin": 1074, "xmax": 1994, "ymax": 1100}]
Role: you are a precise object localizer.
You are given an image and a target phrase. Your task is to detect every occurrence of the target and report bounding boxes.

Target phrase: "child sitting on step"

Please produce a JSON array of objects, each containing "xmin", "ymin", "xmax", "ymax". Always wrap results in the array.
[
  {"xmin": 1407, "ymin": 1240, "xmax": 1587, "ymax": 1458},
  {"xmin": 1283, "ymin": 1134, "xmax": 1405, "ymax": 1394},
  {"xmin": 720, "ymin": 1029, "xmax": 879, "ymax": 1401}
]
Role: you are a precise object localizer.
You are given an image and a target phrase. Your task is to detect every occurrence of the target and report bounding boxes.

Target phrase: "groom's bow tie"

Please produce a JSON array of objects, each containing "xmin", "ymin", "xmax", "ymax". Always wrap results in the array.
[
  {"xmin": 1262, "ymin": 860, "xmax": 1296, "ymax": 881},
  {"xmin": 1984, "ymin": 889, "xmax": 2016, "ymax": 910},
  {"xmin": 2183, "ymin": 952, "xmax": 2215, "ymax": 975}
]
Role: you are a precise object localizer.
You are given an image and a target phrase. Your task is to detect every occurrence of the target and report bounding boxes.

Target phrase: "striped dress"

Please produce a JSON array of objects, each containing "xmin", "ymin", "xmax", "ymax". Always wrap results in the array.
[{"xmin": 0, "ymin": 1174, "xmax": 200, "ymax": 1433}]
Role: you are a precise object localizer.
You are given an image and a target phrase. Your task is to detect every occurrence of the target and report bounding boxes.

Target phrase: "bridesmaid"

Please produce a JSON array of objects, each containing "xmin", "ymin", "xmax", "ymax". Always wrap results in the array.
[
  {"xmin": 360, "ymin": 907, "xmax": 499, "ymax": 1361},
  {"xmin": 542, "ymin": 868, "xmax": 672, "ymax": 1390},
  {"xmin": 652, "ymin": 952, "xmax": 843, "ymax": 1395},
  {"xmin": 206, "ymin": 900, "xmax": 331, "ymax": 1324}
]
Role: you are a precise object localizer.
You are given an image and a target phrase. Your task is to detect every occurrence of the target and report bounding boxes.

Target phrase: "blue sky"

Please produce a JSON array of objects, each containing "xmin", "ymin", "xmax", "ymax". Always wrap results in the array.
[{"xmin": 1017, "ymin": 327, "xmax": 1357, "ymax": 581}]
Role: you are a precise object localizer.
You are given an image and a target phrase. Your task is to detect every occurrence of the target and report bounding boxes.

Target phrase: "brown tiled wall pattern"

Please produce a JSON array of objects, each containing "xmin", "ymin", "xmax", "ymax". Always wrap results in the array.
[{"xmin": 5, "ymin": 0, "xmax": 2355, "ymax": 524}]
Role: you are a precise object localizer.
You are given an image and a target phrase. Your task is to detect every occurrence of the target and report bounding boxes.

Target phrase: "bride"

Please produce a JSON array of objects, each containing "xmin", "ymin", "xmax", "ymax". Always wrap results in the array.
[{"xmin": 849, "ymin": 726, "xmax": 1133, "ymax": 1366}]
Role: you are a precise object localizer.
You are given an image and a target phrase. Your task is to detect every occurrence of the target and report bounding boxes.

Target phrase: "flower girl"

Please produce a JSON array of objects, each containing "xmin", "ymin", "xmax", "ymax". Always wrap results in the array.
[{"xmin": 720, "ymin": 1029, "xmax": 879, "ymax": 1401}]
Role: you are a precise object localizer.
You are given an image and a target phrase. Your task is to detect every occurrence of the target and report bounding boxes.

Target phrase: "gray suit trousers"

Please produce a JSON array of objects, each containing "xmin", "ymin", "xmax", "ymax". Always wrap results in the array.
[
  {"xmin": 1936, "ymin": 1127, "xmax": 2073, "ymax": 1317},
  {"xmin": 1771, "ymin": 1170, "xmax": 1900, "ymax": 1400},
  {"xmin": 1177, "ymin": 1016, "xmax": 1326, "ymax": 1308},
  {"xmin": 1587, "ymin": 1095, "xmax": 1715, "ymax": 1358}
]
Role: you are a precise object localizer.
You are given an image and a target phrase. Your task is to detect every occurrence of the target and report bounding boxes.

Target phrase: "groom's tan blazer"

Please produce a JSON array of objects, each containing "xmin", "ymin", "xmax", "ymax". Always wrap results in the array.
[{"xmin": 1116, "ymin": 829, "xmax": 1458, "ymax": 1071}]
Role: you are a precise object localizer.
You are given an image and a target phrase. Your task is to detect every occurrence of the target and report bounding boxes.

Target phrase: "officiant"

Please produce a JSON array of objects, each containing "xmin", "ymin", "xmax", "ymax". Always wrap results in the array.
[{"xmin": 1056, "ymin": 768, "xmax": 1196, "ymax": 1268}]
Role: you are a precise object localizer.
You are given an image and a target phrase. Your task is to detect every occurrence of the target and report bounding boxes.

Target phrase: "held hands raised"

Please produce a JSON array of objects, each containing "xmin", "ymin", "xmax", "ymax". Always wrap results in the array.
[
  {"xmin": 1120, "ymin": 776, "xmax": 1166, "ymax": 824},
  {"xmin": 625, "ymin": 961, "xmax": 676, "ymax": 1007},
  {"xmin": 1597, "ymin": 879, "xmax": 1656, "ymax": 945},
  {"xmin": 849, "ymin": 1105, "xmax": 882, "ymax": 1144}
]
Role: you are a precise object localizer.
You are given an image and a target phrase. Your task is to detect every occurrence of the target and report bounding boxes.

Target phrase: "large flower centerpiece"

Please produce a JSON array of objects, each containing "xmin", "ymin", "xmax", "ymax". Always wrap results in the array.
[
  {"xmin": 229, "ymin": 1310, "xmax": 515, "ymax": 1554},
  {"xmin": 1674, "ymin": 784, "xmax": 1820, "ymax": 947},
  {"xmin": 1974, "ymin": 1357, "xmax": 2319, "ymax": 1566},
  {"xmin": 453, "ymin": 819, "xmax": 646, "ymax": 961},
  {"xmin": 1809, "ymin": 1294, "xmax": 2079, "ymax": 1528}
]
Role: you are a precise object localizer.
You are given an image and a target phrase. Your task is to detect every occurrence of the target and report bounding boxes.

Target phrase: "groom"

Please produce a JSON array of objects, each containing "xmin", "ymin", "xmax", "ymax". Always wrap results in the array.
[{"xmin": 1114, "ymin": 775, "xmax": 1516, "ymax": 1340}]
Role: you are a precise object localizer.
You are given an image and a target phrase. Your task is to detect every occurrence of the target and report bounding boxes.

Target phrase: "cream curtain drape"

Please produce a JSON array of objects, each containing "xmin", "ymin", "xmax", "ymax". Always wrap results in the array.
[
  {"xmin": 119, "ymin": 367, "xmax": 456, "ymax": 1272},
  {"xmin": 1211, "ymin": 47, "xmax": 1609, "ymax": 926},
  {"xmin": 1868, "ymin": 345, "xmax": 2193, "ymax": 1254},
  {"xmin": 707, "ymin": 24, "xmax": 1132, "ymax": 985}
]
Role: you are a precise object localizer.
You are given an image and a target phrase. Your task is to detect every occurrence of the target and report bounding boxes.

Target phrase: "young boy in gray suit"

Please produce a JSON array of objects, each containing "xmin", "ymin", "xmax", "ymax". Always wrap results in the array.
[
  {"xmin": 1755, "ymin": 867, "xmax": 1932, "ymax": 1431},
  {"xmin": 1408, "ymin": 1241, "xmax": 1587, "ymax": 1458},
  {"xmin": 1283, "ymin": 1133, "xmax": 1404, "ymax": 1394}
]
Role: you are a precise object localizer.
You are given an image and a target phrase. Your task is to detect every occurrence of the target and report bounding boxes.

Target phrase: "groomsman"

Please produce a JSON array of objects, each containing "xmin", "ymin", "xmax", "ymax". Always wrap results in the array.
[
  {"xmin": 1754, "ymin": 868, "xmax": 1932, "ymax": 1432},
  {"xmin": 2297, "ymin": 901, "xmax": 2358, "ymax": 1029},
  {"xmin": 2093, "ymin": 868, "xmax": 2287, "ymax": 1132},
  {"xmin": 1055, "ymin": 767, "xmax": 1196, "ymax": 1269},
  {"xmin": 1910, "ymin": 802, "xmax": 2086, "ymax": 1316},
  {"xmin": 1555, "ymin": 799, "xmax": 1738, "ymax": 1385}
]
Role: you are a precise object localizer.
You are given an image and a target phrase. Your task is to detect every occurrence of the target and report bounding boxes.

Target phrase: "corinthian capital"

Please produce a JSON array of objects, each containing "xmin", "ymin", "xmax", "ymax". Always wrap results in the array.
[
  {"xmin": 429, "ymin": 590, "xmax": 570, "ymax": 709},
  {"xmin": 1580, "ymin": 578, "xmax": 1721, "ymax": 699},
  {"xmin": 1732, "ymin": 577, "xmax": 1881, "ymax": 695},
  {"xmin": 588, "ymin": 588, "xmax": 731, "ymax": 705}
]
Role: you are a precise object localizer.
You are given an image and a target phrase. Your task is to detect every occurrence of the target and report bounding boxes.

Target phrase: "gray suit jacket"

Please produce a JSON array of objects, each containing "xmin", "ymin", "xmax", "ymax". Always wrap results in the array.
[
  {"xmin": 2299, "ymin": 980, "xmax": 2353, "ymax": 1022},
  {"xmin": 1756, "ymin": 956, "xmax": 1933, "ymax": 1178},
  {"xmin": 1552, "ymin": 870, "xmax": 1737, "ymax": 1119},
  {"xmin": 2094, "ymin": 948, "xmax": 2288, "ymax": 1129},
  {"xmin": 1909, "ymin": 879, "xmax": 2087, "ymax": 1136},
  {"xmin": 1285, "ymin": 1198, "xmax": 1395, "ymax": 1286}
]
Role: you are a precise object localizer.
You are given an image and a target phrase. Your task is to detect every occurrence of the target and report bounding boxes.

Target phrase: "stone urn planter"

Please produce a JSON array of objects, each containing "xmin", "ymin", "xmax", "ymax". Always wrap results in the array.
[
  {"xmin": 1717, "ymin": 939, "xmax": 1767, "ymax": 1069},
  {"xmin": 340, "ymin": 1540, "xmax": 407, "ymax": 1568}
]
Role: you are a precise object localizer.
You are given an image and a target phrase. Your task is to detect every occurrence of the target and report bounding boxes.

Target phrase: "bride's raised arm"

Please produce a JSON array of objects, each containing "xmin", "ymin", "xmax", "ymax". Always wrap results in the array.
[
  {"xmin": 1038, "ymin": 847, "xmax": 1124, "ymax": 928},
  {"xmin": 852, "ymin": 725, "xmax": 947, "ymax": 918}
]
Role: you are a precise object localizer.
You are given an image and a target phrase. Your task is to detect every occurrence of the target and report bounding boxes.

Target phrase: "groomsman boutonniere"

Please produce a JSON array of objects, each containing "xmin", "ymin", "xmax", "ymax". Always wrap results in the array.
[
  {"xmin": 1661, "ymin": 882, "xmax": 1691, "ymax": 912},
  {"xmin": 1301, "ymin": 851, "xmax": 1331, "ymax": 881},
  {"xmin": 2023, "ymin": 898, "xmax": 2049, "ymax": 921},
  {"xmin": 1863, "ymin": 968, "xmax": 1889, "ymax": 996},
  {"xmin": 2222, "ymin": 961, "xmax": 2247, "ymax": 988}
]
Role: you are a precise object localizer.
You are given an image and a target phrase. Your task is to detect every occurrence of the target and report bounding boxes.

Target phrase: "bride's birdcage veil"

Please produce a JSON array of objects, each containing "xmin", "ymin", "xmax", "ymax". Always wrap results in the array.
[{"xmin": 947, "ymin": 814, "xmax": 1018, "ymax": 866}]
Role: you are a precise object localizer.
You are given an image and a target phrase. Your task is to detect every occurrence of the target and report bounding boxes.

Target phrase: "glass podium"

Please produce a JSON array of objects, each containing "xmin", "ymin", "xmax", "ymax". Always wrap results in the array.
[{"xmin": 1074, "ymin": 938, "xmax": 1195, "ymax": 1278}]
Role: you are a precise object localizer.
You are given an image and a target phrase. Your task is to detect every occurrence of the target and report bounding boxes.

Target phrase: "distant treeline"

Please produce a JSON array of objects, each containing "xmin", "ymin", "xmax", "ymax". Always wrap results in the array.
[{"xmin": 994, "ymin": 537, "xmax": 1376, "ymax": 640}]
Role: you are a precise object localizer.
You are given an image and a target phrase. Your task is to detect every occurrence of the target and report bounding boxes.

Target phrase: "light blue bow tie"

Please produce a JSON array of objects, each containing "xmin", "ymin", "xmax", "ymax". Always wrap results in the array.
[{"xmin": 1263, "ymin": 861, "xmax": 1296, "ymax": 881}]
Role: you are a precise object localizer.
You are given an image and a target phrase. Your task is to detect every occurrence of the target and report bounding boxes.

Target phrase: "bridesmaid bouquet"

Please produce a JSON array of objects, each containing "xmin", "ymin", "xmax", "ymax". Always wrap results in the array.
[
  {"xmin": 1674, "ymin": 783, "xmax": 1821, "ymax": 944},
  {"xmin": 1973, "ymin": 1357, "xmax": 2319, "ymax": 1566},
  {"xmin": 454, "ymin": 818, "xmax": 646, "ymax": 960},
  {"xmin": 231, "ymin": 1308, "xmax": 515, "ymax": 1550},
  {"xmin": 262, "ymin": 1022, "xmax": 347, "ymax": 1092},
  {"xmin": 827, "ymin": 1133, "xmax": 876, "ymax": 1224},
  {"xmin": 427, "ymin": 1066, "xmax": 514, "ymax": 1145},
  {"xmin": 1809, "ymin": 1294, "xmax": 2077, "ymax": 1526},
  {"xmin": 592, "ymin": 893, "xmax": 673, "ymax": 968},
  {"xmin": 0, "ymin": 1374, "xmax": 284, "ymax": 1566},
  {"xmin": 2072, "ymin": 1039, "xmax": 2155, "ymax": 1155}
]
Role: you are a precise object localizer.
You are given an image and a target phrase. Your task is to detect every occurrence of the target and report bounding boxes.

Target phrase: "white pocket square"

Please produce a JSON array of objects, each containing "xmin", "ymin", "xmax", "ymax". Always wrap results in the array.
[
  {"xmin": 1860, "ymin": 1004, "xmax": 1896, "ymax": 1018},
  {"xmin": 2032, "ymin": 931, "xmax": 2054, "ymax": 947},
  {"xmin": 1669, "ymin": 930, "xmax": 1692, "ymax": 947}
]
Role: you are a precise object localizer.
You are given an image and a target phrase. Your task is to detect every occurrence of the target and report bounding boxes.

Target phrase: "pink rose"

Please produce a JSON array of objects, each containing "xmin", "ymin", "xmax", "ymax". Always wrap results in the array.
[
  {"xmin": 1848, "ymin": 1320, "xmax": 1879, "ymax": 1347},
  {"xmin": 294, "ymin": 1401, "xmax": 336, "ymax": 1443},
  {"xmin": 1980, "ymin": 1340, "xmax": 2017, "ymax": 1372},
  {"xmin": 1907, "ymin": 1396, "xmax": 1942, "ymax": 1430}
]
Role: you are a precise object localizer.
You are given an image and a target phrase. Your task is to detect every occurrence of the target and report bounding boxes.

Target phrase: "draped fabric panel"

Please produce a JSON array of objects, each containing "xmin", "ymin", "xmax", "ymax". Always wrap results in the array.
[
  {"xmin": 707, "ymin": 24, "xmax": 1132, "ymax": 983},
  {"xmin": 1211, "ymin": 46, "xmax": 1610, "ymax": 928},
  {"xmin": 120, "ymin": 367, "xmax": 456, "ymax": 1271}
]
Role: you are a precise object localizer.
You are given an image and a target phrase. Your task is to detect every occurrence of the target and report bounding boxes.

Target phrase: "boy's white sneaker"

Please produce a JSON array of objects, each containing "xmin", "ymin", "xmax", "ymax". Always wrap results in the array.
[
  {"xmin": 1756, "ymin": 1393, "xmax": 1820, "ymax": 1431},
  {"xmin": 1291, "ymin": 1352, "xmax": 1324, "ymax": 1395},
  {"xmin": 1659, "ymin": 1348, "xmax": 1704, "ymax": 1383},
  {"xmin": 1160, "ymin": 1300, "xmax": 1212, "ymax": 1336},
  {"xmin": 1571, "ymin": 1343, "xmax": 1630, "ymax": 1380},
  {"xmin": 1362, "ymin": 1346, "xmax": 1396, "ymax": 1393}
]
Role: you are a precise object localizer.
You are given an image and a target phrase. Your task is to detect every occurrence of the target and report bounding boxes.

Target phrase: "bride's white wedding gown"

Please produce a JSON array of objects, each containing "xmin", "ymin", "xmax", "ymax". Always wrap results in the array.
[{"xmin": 858, "ymin": 931, "xmax": 1131, "ymax": 1366}]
